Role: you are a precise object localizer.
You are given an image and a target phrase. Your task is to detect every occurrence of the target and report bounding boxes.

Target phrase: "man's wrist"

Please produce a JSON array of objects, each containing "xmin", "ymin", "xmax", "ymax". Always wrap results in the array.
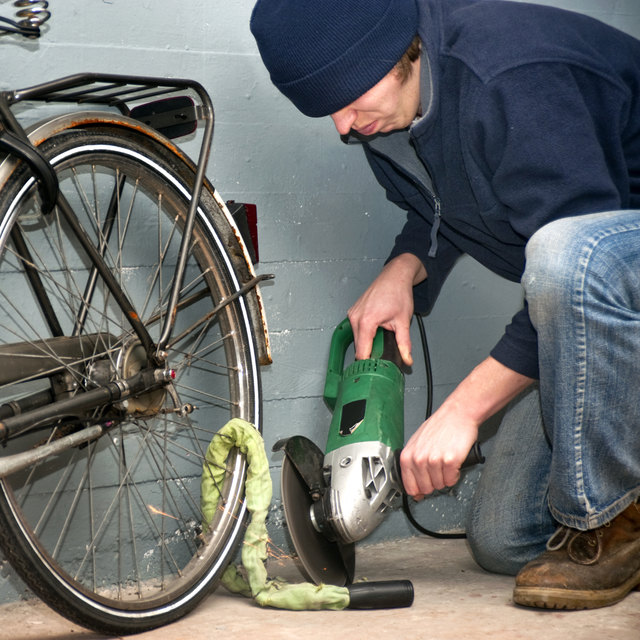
[{"xmin": 386, "ymin": 253, "xmax": 427, "ymax": 285}]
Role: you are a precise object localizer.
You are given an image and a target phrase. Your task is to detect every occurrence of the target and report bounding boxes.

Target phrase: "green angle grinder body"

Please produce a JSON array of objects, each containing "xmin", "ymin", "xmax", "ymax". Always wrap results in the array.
[{"xmin": 276, "ymin": 319, "xmax": 406, "ymax": 587}]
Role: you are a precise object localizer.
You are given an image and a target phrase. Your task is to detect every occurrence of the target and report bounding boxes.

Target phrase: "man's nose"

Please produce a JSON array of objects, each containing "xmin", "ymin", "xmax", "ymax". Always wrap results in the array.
[{"xmin": 330, "ymin": 108, "xmax": 357, "ymax": 135}]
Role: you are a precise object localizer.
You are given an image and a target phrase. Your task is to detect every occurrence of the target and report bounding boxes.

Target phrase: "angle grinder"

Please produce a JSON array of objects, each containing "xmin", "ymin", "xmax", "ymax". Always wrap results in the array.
[{"xmin": 274, "ymin": 318, "xmax": 483, "ymax": 596}]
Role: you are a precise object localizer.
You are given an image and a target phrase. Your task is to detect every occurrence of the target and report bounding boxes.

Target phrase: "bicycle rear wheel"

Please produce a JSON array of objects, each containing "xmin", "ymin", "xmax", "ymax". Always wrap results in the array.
[{"xmin": 0, "ymin": 126, "xmax": 262, "ymax": 634}]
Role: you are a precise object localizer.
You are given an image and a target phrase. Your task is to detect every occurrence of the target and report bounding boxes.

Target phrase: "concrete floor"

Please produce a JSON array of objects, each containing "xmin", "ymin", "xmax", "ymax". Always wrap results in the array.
[{"xmin": 0, "ymin": 536, "xmax": 638, "ymax": 640}]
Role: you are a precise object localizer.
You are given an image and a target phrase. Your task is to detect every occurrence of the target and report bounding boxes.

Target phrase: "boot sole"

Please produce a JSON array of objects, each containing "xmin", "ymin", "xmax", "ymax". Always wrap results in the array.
[{"xmin": 513, "ymin": 571, "xmax": 640, "ymax": 610}]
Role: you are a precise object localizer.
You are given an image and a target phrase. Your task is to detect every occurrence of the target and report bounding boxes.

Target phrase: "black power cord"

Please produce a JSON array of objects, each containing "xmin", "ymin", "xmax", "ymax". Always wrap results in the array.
[{"xmin": 401, "ymin": 313, "xmax": 468, "ymax": 539}]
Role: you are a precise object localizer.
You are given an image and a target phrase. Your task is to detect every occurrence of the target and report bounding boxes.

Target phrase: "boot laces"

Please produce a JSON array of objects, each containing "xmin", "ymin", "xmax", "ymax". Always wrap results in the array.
[
  {"xmin": 546, "ymin": 525, "xmax": 603, "ymax": 565},
  {"xmin": 546, "ymin": 526, "xmax": 572, "ymax": 552}
]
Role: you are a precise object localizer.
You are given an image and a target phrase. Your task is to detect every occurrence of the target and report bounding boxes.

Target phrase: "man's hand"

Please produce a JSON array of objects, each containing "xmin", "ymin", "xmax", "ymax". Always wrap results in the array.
[
  {"xmin": 348, "ymin": 253, "xmax": 427, "ymax": 366},
  {"xmin": 401, "ymin": 357, "xmax": 534, "ymax": 499},
  {"xmin": 400, "ymin": 402, "xmax": 481, "ymax": 498}
]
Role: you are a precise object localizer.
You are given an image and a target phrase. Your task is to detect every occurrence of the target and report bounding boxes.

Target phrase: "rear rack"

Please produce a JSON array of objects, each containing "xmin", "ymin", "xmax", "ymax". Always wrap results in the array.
[
  {"xmin": 0, "ymin": 72, "xmax": 214, "ymax": 238},
  {"xmin": 6, "ymin": 72, "xmax": 213, "ymax": 119}
]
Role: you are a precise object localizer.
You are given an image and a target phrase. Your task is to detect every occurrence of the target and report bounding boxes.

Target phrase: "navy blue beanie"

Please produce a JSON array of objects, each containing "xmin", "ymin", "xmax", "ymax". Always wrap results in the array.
[{"xmin": 250, "ymin": 0, "xmax": 418, "ymax": 118}]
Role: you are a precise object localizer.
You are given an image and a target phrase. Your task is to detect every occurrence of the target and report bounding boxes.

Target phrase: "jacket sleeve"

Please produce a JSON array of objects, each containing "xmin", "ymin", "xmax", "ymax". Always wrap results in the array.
[
  {"xmin": 464, "ymin": 62, "xmax": 628, "ymax": 378},
  {"xmin": 362, "ymin": 144, "xmax": 463, "ymax": 315}
]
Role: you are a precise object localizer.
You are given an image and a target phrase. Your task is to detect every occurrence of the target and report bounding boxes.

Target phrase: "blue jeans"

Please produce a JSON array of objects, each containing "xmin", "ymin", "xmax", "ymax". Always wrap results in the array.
[{"xmin": 467, "ymin": 210, "xmax": 640, "ymax": 575}]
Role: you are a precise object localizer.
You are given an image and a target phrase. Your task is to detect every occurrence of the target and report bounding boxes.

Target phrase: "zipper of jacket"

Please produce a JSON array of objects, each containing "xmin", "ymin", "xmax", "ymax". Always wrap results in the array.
[
  {"xmin": 407, "ymin": 130, "xmax": 443, "ymax": 258},
  {"xmin": 363, "ymin": 138, "xmax": 444, "ymax": 258},
  {"xmin": 409, "ymin": 163, "xmax": 442, "ymax": 258},
  {"xmin": 428, "ymin": 195, "xmax": 441, "ymax": 258}
]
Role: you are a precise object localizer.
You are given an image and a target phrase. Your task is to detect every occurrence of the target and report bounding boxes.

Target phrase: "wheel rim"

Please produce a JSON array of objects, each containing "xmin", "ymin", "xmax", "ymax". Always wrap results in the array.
[{"xmin": 0, "ymin": 134, "xmax": 260, "ymax": 618}]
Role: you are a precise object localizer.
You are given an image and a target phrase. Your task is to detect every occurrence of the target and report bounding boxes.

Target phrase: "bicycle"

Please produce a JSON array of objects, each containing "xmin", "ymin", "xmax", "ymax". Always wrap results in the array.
[{"xmin": 0, "ymin": 3, "xmax": 272, "ymax": 634}]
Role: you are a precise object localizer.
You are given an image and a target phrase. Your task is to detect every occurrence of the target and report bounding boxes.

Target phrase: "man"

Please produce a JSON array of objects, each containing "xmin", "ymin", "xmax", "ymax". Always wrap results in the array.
[{"xmin": 250, "ymin": 0, "xmax": 640, "ymax": 610}]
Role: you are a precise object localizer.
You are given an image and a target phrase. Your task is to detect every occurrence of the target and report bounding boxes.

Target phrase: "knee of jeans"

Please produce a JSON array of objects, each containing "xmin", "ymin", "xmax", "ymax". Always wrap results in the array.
[
  {"xmin": 466, "ymin": 493, "xmax": 552, "ymax": 576},
  {"xmin": 524, "ymin": 219, "xmax": 575, "ymax": 287},
  {"xmin": 523, "ymin": 217, "xmax": 633, "ymax": 316},
  {"xmin": 466, "ymin": 511, "xmax": 525, "ymax": 576},
  {"xmin": 522, "ymin": 218, "xmax": 584, "ymax": 320}
]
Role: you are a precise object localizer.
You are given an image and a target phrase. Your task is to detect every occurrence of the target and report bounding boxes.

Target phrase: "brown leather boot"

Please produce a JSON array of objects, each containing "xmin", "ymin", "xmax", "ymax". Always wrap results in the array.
[{"xmin": 513, "ymin": 500, "xmax": 640, "ymax": 610}]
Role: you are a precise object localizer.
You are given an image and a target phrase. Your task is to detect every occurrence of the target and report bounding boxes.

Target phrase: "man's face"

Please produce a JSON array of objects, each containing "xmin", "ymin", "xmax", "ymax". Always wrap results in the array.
[{"xmin": 330, "ymin": 56, "xmax": 421, "ymax": 136}]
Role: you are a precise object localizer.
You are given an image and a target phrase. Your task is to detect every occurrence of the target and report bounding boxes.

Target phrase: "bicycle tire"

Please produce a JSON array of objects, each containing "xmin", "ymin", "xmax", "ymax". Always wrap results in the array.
[{"xmin": 0, "ymin": 125, "xmax": 262, "ymax": 634}]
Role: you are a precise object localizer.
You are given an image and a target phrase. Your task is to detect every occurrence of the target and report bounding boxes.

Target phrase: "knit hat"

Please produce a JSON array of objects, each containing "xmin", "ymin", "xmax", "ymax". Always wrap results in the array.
[{"xmin": 250, "ymin": 0, "xmax": 418, "ymax": 118}]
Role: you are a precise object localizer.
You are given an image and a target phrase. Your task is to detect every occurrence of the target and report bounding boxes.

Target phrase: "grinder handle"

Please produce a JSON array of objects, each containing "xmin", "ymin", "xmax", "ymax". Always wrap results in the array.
[
  {"xmin": 347, "ymin": 580, "xmax": 414, "ymax": 609},
  {"xmin": 394, "ymin": 442, "xmax": 484, "ymax": 494},
  {"xmin": 381, "ymin": 327, "xmax": 404, "ymax": 369},
  {"xmin": 323, "ymin": 319, "xmax": 354, "ymax": 409},
  {"xmin": 323, "ymin": 319, "xmax": 389, "ymax": 409},
  {"xmin": 461, "ymin": 441, "xmax": 485, "ymax": 469}
]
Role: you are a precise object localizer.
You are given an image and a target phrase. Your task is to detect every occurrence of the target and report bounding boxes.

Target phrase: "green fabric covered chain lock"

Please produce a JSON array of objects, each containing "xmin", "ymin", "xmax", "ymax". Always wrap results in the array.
[{"xmin": 201, "ymin": 418, "xmax": 350, "ymax": 610}]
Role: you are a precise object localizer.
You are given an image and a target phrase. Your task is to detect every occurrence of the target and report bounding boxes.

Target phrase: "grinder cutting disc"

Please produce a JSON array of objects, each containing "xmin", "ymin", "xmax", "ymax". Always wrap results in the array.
[{"xmin": 277, "ymin": 436, "xmax": 355, "ymax": 587}]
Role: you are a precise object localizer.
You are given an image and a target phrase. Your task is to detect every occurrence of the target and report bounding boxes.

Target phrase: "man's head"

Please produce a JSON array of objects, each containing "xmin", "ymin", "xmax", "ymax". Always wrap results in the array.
[{"xmin": 250, "ymin": 0, "xmax": 419, "ymax": 118}]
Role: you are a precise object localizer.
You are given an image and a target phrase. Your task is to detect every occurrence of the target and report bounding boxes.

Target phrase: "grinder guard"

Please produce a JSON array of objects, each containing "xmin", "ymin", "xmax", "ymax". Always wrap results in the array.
[{"xmin": 275, "ymin": 435, "xmax": 356, "ymax": 586}]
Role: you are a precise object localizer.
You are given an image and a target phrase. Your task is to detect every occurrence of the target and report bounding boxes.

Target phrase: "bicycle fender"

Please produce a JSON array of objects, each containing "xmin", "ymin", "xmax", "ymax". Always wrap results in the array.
[{"xmin": 0, "ymin": 111, "xmax": 272, "ymax": 366}]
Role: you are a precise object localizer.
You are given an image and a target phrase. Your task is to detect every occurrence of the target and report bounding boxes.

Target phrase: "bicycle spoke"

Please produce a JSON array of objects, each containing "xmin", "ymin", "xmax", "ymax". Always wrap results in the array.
[
  {"xmin": 10, "ymin": 225, "xmax": 64, "ymax": 337},
  {"xmin": 73, "ymin": 169, "xmax": 127, "ymax": 336}
]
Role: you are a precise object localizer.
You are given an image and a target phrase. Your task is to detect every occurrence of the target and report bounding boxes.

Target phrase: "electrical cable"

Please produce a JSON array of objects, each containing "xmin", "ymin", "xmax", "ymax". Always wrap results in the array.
[{"xmin": 401, "ymin": 313, "xmax": 468, "ymax": 539}]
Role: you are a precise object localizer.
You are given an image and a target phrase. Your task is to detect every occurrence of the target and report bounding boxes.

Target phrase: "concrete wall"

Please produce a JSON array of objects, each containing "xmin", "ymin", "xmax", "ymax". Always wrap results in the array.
[{"xmin": 0, "ymin": 0, "xmax": 639, "ymax": 602}]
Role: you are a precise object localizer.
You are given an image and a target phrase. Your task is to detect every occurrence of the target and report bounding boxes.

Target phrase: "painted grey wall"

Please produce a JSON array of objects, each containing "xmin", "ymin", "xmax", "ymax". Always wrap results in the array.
[{"xmin": 0, "ymin": 0, "xmax": 639, "ymax": 603}]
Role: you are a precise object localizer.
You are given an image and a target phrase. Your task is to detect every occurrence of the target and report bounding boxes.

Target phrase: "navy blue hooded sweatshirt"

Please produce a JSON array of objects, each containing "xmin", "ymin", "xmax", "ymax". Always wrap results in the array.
[{"xmin": 359, "ymin": 0, "xmax": 640, "ymax": 379}]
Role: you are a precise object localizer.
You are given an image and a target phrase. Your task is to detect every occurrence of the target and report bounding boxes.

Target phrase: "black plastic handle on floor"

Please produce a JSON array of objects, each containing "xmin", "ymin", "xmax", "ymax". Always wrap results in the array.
[{"xmin": 347, "ymin": 580, "xmax": 414, "ymax": 609}]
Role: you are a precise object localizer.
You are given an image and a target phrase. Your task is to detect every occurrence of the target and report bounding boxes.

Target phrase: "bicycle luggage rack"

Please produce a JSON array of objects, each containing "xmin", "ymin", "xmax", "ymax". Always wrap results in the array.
[
  {"xmin": 0, "ymin": 72, "xmax": 214, "ymax": 204},
  {"xmin": 5, "ymin": 72, "xmax": 212, "ymax": 120},
  {"xmin": 0, "ymin": 70, "xmax": 271, "ymax": 357}
]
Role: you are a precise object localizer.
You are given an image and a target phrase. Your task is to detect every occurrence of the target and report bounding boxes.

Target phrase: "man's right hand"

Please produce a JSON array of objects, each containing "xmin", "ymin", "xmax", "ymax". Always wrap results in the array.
[{"xmin": 347, "ymin": 253, "xmax": 427, "ymax": 366}]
